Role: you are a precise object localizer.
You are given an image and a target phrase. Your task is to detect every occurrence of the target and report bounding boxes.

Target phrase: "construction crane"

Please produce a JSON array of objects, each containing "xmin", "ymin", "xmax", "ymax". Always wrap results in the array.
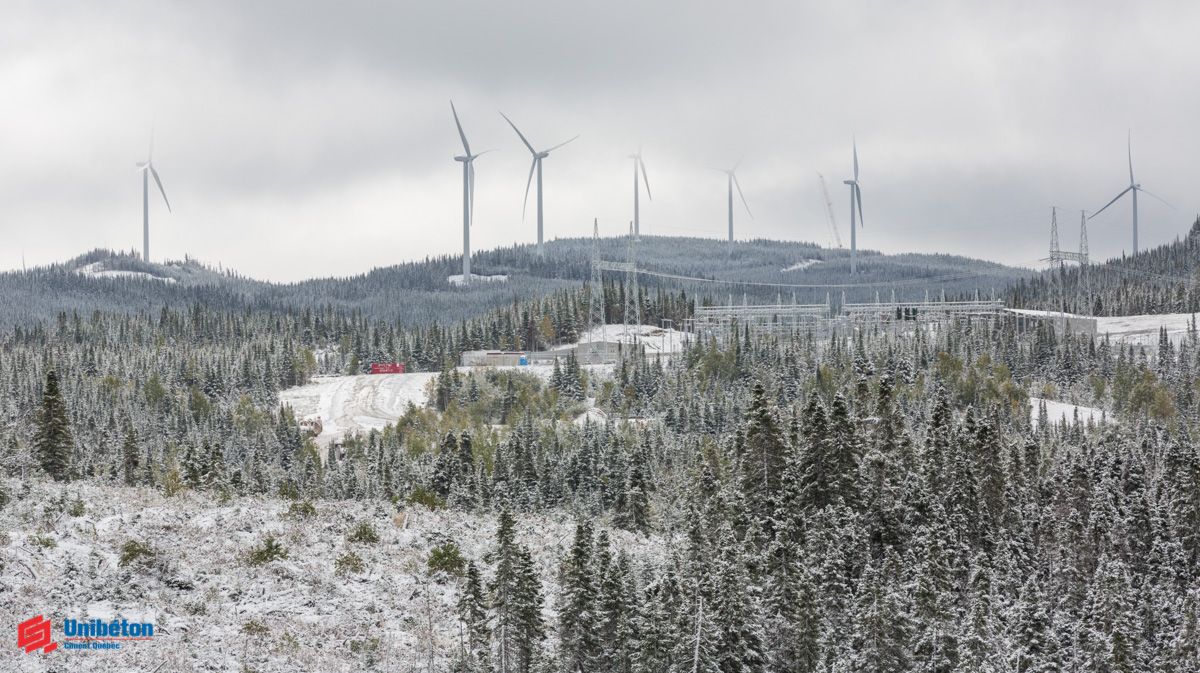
[{"xmin": 816, "ymin": 172, "xmax": 844, "ymax": 248}]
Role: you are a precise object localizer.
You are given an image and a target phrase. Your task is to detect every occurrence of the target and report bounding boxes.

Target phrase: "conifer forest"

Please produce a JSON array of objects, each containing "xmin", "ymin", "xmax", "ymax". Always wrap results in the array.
[{"xmin": 2, "ymin": 234, "xmax": 1200, "ymax": 672}]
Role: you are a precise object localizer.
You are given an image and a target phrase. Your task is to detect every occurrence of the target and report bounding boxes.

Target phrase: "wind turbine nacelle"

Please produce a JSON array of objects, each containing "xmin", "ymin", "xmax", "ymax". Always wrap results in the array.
[
  {"xmin": 843, "ymin": 180, "xmax": 855, "ymax": 186},
  {"xmin": 454, "ymin": 155, "xmax": 469, "ymax": 162}
]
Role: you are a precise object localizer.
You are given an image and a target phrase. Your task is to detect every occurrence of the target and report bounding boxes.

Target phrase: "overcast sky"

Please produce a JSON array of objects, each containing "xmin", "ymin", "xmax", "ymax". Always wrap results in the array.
[{"xmin": 3, "ymin": 1, "xmax": 1198, "ymax": 282}]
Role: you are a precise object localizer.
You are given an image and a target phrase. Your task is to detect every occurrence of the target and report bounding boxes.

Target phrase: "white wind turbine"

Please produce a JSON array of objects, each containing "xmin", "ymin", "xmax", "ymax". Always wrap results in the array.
[
  {"xmin": 451, "ymin": 102, "xmax": 494, "ymax": 285},
  {"xmin": 499, "ymin": 112, "xmax": 579, "ymax": 257},
  {"xmin": 843, "ymin": 140, "xmax": 865, "ymax": 274},
  {"xmin": 714, "ymin": 159, "xmax": 752, "ymax": 258},
  {"xmin": 136, "ymin": 129, "xmax": 171, "ymax": 263},
  {"xmin": 630, "ymin": 147, "xmax": 651, "ymax": 240},
  {"xmin": 1090, "ymin": 132, "xmax": 1174, "ymax": 256}
]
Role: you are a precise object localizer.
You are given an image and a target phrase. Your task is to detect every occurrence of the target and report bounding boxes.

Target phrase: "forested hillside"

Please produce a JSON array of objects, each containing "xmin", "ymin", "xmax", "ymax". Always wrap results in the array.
[
  {"xmin": 0, "ymin": 236, "xmax": 1030, "ymax": 326},
  {"xmin": 1008, "ymin": 215, "xmax": 1200, "ymax": 315},
  {"xmin": 3, "ymin": 284, "xmax": 1199, "ymax": 670}
]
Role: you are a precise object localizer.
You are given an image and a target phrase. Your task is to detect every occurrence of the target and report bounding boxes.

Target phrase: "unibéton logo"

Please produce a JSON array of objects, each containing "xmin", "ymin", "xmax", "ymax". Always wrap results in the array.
[
  {"xmin": 63, "ymin": 618, "xmax": 155, "ymax": 651},
  {"xmin": 17, "ymin": 615, "xmax": 57, "ymax": 653},
  {"xmin": 16, "ymin": 615, "xmax": 157, "ymax": 654}
]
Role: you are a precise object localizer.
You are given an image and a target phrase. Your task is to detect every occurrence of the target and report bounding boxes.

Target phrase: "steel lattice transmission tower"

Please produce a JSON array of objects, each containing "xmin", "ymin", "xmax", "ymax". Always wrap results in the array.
[
  {"xmin": 1047, "ymin": 207, "xmax": 1093, "ymax": 327},
  {"xmin": 586, "ymin": 219, "xmax": 607, "ymax": 364},
  {"xmin": 586, "ymin": 221, "xmax": 643, "ymax": 362}
]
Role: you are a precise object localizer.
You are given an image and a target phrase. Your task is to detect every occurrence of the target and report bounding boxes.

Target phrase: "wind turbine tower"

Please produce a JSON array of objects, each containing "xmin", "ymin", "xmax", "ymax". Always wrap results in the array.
[
  {"xmin": 631, "ymin": 148, "xmax": 651, "ymax": 240},
  {"xmin": 843, "ymin": 140, "xmax": 864, "ymax": 274},
  {"xmin": 500, "ymin": 112, "xmax": 579, "ymax": 257},
  {"xmin": 716, "ymin": 159, "xmax": 752, "ymax": 257},
  {"xmin": 136, "ymin": 130, "xmax": 171, "ymax": 263},
  {"xmin": 451, "ymin": 102, "xmax": 494, "ymax": 285}
]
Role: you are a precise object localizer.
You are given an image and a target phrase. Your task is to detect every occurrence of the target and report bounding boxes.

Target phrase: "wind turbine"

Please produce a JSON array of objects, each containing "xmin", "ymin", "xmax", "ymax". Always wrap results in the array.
[
  {"xmin": 499, "ymin": 112, "xmax": 578, "ymax": 257},
  {"xmin": 630, "ymin": 147, "xmax": 651, "ymax": 240},
  {"xmin": 451, "ymin": 101, "xmax": 494, "ymax": 285},
  {"xmin": 1090, "ymin": 132, "xmax": 1174, "ymax": 255},
  {"xmin": 843, "ymin": 140, "xmax": 864, "ymax": 274},
  {"xmin": 136, "ymin": 129, "xmax": 171, "ymax": 263},
  {"xmin": 714, "ymin": 158, "xmax": 751, "ymax": 257}
]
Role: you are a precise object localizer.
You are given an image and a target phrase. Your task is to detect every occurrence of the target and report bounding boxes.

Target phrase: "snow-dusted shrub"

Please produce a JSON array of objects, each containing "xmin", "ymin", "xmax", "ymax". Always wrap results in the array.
[
  {"xmin": 427, "ymin": 539, "xmax": 466, "ymax": 578},
  {"xmin": 346, "ymin": 520, "xmax": 380, "ymax": 544},
  {"xmin": 66, "ymin": 492, "xmax": 85, "ymax": 516},
  {"xmin": 118, "ymin": 539, "xmax": 157, "ymax": 567},
  {"xmin": 406, "ymin": 485, "xmax": 444, "ymax": 510},
  {"xmin": 28, "ymin": 532, "xmax": 55, "ymax": 549},
  {"xmin": 334, "ymin": 551, "xmax": 365, "ymax": 576},
  {"xmin": 286, "ymin": 500, "xmax": 317, "ymax": 519},
  {"xmin": 247, "ymin": 535, "xmax": 289, "ymax": 565},
  {"xmin": 240, "ymin": 620, "xmax": 269, "ymax": 637}
]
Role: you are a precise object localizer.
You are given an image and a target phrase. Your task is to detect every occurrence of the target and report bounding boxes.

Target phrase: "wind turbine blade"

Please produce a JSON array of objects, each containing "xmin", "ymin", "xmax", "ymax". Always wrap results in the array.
[
  {"xmin": 450, "ymin": 101, "xmax": 471, "ymax": 155},
  {"xmin": 150, "ymin": 165, "xmax": 171, "ymax": 212},
  {"xmin": 469, "ymin": 162, "xmax": 476, "ymax": 226},
  {"xmin": 1089, "ymin": 185, "xmax": 1134, "ymax": 219},
  {"xmin": 855, "ymin": 184, "xmax": 864, "ymax": 227},
  {"xmin": 499, "ymin": 112, "xmax": 537, "ymax": 155},
  {"xmin": 1138, "ymin": 187, "xmax": 1177, "ymax": 211},
  {"xmin": 522, "ymin": 158, "xmax": 537, "ymax": 220},
  {"xmin": 639, "ymin": 157, "xmax": 651, "ymax": 200},
  {"xmin": 544, "ymin": 135, "xmax": 580, "ymax": 154},
  {"xmin": 469, "ymin": 149, "xmax": 497, "ymax": 159},
  {"xmin": 1128, "ymin": 130, "xmax": 1134, "ymax": 184},
  {"xmin": 853, "ymin": 139, "xmax": 859, "ymax": 181},
  {"xmin": 733, "ymin": 174, "xmax": 752, "ymax": 219}
]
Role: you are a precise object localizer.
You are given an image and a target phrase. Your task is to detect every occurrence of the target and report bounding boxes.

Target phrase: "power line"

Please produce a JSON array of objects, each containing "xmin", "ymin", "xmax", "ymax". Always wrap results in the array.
[{"xmin": 629, "ymin": 262, "xmax": 1044, "ymax": 290}]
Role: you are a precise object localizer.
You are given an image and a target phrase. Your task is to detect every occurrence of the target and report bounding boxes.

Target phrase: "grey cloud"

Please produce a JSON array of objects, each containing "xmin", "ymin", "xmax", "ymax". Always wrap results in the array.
[{"xmin": 2, "ymin": 1, "xmax": 1198, "ymax": 281}]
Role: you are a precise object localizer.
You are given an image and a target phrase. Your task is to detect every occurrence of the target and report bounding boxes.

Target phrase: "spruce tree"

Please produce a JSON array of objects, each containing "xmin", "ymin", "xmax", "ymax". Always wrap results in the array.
[
  {"xmin": 559, "ymin": 519, "xmax": 600, "ymax": 672},
  {"xmin": 182, "ymin": 442, "xmax": 202, "ymax": 488},
  {"xmin": 741, "ymin": 382, "xmax": 787, "ymax": 529},
  {"xmin": 32, "ymin": 368, "xmax": 73, "ymax": 481},
  {"xmin": 614, "ymin": 445, "xmax": 650, "ymax": 533},
  {"xmin": 491, "ymin": 509, "xmax": 544, "ymax": 673},
  {"xmin": 121, "ymin": 420, "xmax": 139, "ymax": 486},
  {"xmin": 458, "ymin": 560, "xmax": 490, "ymax": 669}
]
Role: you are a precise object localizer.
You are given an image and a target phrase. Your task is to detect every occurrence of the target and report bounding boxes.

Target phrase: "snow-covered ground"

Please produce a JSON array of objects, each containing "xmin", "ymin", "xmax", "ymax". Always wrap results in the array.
[
  {"xmin": 1010, "ymin": 308, "xmax": 1195, "ymax": 349},
  {"xmin": 77, "ymin": 262, "xmax": 177, "ymax": 283},
  {"xmin": 1095, "ymin": 312, "xmax": 1195, "ymax": 349},
  {"xmin": 0, "ymin": 479, "xmax": 660, "ymax": 672},
  {"xmin": 574, "ymin": 324, "xmax": 691, "ymax": 355},
  {"xmin": 782, "ymin": 259, "xmax": 822, "ymax": 272},
  {"xmin": 1030, "ymin": 397, "xmax": 1105, "ymax": 429},
  {"xmin": 279, "ymin": 373, "xmax": 437, "ymax": 446},
  {"xmin": 448, "ymin": 273, "xmax": 507, "ymax": 286},
  {"xmin": 279, "ymin": 364, "xmax": 618, "ymax": 445}
]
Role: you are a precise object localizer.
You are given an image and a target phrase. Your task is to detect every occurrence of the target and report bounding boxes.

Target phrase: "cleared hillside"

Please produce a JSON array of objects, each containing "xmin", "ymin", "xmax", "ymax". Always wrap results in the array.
[{"xmin": 0, "ymin": 237, "xmax": 1032, "ymax": 326}]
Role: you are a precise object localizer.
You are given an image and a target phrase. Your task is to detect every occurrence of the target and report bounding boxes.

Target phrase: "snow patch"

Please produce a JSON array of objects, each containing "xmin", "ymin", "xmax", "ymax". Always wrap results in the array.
[
  {"xmin": 449, "ymin": 273, "xmax": 507, "ymax": 286},
  {"xmin": 1030, "ymin": 397, "xmax": 1105, "ymax": 429},
  {"xmin": 782, "ymin": 259, "xmax": 822, "ymax": 272},
  {"xmin": 279, "ymin": 372, "xmax": 438, "ymax": 446},
  {"xmin": 77, "ymin": 261, "xmax": 177, "ymax": 283}
]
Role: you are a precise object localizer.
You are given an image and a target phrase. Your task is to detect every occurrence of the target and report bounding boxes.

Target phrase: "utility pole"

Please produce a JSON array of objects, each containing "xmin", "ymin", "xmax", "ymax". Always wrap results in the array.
[{"xmin": 586, "ymin": 219, "xmax": 606, "ymax": 364}]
